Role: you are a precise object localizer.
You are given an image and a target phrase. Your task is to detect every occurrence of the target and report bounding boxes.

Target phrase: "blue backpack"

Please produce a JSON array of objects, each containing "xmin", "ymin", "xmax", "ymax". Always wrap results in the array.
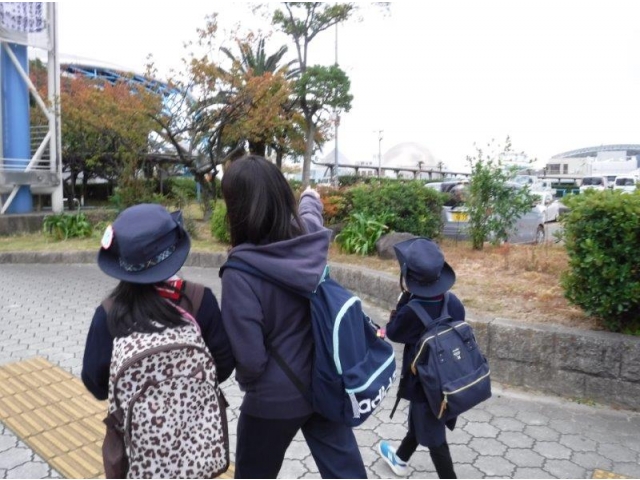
[
  {"xmin": 220, "ymin": 259, "xmax": 397, "ymax": 427},
  {"xmin": 408, "ymin": 293, "xmax": 491, "ymax": 421}
]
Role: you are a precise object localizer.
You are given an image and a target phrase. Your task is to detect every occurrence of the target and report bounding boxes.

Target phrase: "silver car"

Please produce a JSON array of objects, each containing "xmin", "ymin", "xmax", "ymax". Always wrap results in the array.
[{"xmin": 441, "ymin": 184, "xmax": 546, "ymax": 244}]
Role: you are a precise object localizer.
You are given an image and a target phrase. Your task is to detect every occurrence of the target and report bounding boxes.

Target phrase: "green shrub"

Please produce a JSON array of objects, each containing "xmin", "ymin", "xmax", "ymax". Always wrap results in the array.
[
  {"xmin": 561, "ymin": 190, "xmax": 640, "ymax": 333},
  {"xmin": 345, "ymin": 180, "xmax": 444, "ymax": 238},
  {"xmin": 466, "ymin": 139, "xmax": 534, "ymax": 249},
  {"xmin": 288, "ymin": 179, "xmax": 303, "ymax": 193},
  {"xmin": 109, "ymin": 182, "xmax": 165, "ymax": 212},
  {"xmin": 335, "ymin": 212, "xmax": 389, "ymax": 255},
  {"xmin": 43, "ymin": 210, "xmax": 93, "ymax": 240},
  {"xmin": 165, "ymin": 176, "xmax": 198, "ymax": 207},
  {"xmin": 210, "ymin": 201, "xmax": 230, "ymax": 244}
]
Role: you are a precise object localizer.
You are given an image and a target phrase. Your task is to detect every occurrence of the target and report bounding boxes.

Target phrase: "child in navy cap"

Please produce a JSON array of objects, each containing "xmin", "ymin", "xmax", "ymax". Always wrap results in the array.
[{"xmin": 378, "ymin": 237, "xmax": 464, "ymax": 478}]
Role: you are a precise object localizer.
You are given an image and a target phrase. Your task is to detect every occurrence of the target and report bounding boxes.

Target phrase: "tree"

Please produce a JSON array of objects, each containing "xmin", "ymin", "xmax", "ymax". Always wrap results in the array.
[
  {"xmin": 61, "ymin": 77, "xmax": 161, "ymax": 206},
  {"xmin": 30, "ymin": 60, "xmax": 161, "ymax": 205},
  {"xmin": 272, "ymin": 3, "xmax": 355, "ymax": 186},
  {"xmin": 148, "ymin": 15, "xmax": 304, "ymax": 219},
  {"xmin": 465, "ymin": 138, "xmax": 535, "ymax": 250},
  {"xmin": 219, "ymin": 35, "xmax": 301, "ymax": 157},
  {"xmin": 220, "ymin": 36, "xmax": 297, "ymax": 78}
]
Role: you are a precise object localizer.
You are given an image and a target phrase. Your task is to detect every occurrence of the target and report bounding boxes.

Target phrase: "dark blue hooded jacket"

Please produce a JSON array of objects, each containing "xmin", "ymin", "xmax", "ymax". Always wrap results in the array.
[{"xmin": 220, "ymin": 192, "xmax": 331, "ymax": 419}]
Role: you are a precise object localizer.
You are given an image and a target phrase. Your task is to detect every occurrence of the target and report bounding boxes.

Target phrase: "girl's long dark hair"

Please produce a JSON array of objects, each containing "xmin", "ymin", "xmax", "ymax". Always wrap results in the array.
[
  {"xmin": 106, "ymin": 282, "xmax": 187, "ymax": 338},
  {"xmin": 222, "ymin": 155, "xmax": 306, "ymax": 246}
]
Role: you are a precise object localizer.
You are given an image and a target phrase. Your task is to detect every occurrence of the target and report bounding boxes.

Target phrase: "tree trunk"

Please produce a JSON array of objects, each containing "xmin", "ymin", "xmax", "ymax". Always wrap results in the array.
[
  {"xmin": 302, "ymin": 120, "xmax": 316, "ymax": 187},
  {"xmin": 81, "ymin": 174, "xmax": 88, "ymax": 207},
  {"xmin": 195, "ymin": 171, "xmax": 214, "ymax": 222},
  {"xmin": 68, "ymin": 172, "xmax": 78, "ymax": 211}
]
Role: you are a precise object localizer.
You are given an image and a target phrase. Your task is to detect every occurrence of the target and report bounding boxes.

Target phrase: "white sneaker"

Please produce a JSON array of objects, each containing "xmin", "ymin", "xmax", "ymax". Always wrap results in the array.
[{"xmin": 378, "ymin": 441, "xmax": 409, "ymax": 477}]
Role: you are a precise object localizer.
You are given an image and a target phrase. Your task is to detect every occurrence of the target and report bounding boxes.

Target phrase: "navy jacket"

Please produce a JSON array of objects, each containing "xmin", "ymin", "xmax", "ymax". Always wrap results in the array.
[
  {"xmin": 386, "ymin": 291, "xmax": 466, "ymax": 403},
  {"xmin": 81, "ymin": 285, "xmax": 235, "ymax": 400},
  {"xmin": 220, "ymin": 192, "xmax": 331, "ymax": 419}
]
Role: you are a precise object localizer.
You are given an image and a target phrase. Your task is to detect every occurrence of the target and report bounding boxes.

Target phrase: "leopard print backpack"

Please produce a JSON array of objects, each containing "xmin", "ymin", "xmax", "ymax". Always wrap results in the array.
[{"xmin": 104, "ymin": 314, "xmax": 229, "ymax": 479}]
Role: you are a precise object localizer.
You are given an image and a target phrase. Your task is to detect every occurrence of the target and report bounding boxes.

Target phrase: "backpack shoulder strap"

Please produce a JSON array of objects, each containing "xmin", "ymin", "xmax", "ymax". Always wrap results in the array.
[
  {"xmin": 101, "ymin": 297, "xmax": 114, "ymax": 315},
  {"xmin": 406, "ymin": 292, "xmax": 452, "ymax": 330},
  {"xmin": 180, "ymin": 281, "xmax": 205, "ymax": 317},
  {"xmin": 219, "ymin": 257, "xmax": 312, "ymax": 402}
]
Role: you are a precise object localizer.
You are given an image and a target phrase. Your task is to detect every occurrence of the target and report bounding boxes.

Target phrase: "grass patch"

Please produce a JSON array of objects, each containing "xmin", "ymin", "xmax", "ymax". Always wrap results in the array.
[{"xmin": 0, "ymin": 212, "xmax": 598, "ymax": 332}]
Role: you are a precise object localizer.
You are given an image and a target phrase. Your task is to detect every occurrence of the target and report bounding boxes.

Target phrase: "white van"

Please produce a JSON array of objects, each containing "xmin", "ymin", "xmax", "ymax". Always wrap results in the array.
[
  {"xmin": 579, "ymin": 176, "xmax": 608, "ymax": 193},
  {"xmin": 613, "ymin": 176, "xmax": 638, "ymax": 194}
]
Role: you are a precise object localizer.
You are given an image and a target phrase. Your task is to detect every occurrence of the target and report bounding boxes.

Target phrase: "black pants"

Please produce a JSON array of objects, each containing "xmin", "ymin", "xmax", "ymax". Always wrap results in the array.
[
  {"xmin": 396, "ymin": 434, "xmax": 456, "ymax": 479},
  {"xmin": 234, "ymin": 412, "xmax": 367, "ymax": 479}
]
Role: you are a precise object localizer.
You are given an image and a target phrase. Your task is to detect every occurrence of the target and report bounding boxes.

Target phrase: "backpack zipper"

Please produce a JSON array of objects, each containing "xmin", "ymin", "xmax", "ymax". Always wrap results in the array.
[
  {"xmin": 437, "ymin": 368, "xmax": 491, "ymax": 419},
  {"xmin": 410, "ymin": 322, "xmax": 469, "ymax": 374},
  {"xmin": 112, "ymin": 342, "xmax": 213, "ymax": 414}
]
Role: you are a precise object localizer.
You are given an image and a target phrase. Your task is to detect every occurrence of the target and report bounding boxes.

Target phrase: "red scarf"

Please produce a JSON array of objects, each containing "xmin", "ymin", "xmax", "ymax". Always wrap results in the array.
[{"xmin": 155, "ymin": 276, "xmax": 184, "ymax": 301}]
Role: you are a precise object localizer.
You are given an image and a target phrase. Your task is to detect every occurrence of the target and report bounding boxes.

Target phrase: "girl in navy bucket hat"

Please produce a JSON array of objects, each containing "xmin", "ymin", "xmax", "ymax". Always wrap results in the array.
[
  {"xmin": 82, "ymin": 204, "xmax": 235, "ymax": 477},
  {"xmin": 378, "ymin": 237, "xmax": 464, "ymax": 478},
  {"xmin": 81, "ymin": 202, "xmax": 235, "ymax": 401}
]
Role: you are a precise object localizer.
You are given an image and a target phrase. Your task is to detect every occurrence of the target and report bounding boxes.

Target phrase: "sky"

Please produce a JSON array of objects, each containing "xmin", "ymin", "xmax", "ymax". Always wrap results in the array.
[{"xmin": 55, "ymin": 1, "xmax": 640, "ymax": 173}]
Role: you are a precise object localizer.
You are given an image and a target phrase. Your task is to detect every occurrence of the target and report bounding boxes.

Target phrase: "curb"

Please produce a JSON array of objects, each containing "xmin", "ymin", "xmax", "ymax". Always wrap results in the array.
[{"xmin": 2, "ymin": 250, "xmax": 639, "ymax": 412}]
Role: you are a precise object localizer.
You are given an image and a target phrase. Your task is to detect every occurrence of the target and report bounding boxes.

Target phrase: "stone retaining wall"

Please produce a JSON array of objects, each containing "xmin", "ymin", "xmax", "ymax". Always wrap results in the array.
[
  {"xmin": 2, "ymin": 250, "xmax": 638, "ymax": 411},
  {"xmin": 327, "ymin": 262, "xmax": 640, "ymax": 412}
]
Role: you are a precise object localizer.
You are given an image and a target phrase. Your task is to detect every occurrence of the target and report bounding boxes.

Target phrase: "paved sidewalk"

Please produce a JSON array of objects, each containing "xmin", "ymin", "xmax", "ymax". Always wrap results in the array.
[{"xmin": 0, "ymin": 263, "xmax": 639, "ymax": 479}]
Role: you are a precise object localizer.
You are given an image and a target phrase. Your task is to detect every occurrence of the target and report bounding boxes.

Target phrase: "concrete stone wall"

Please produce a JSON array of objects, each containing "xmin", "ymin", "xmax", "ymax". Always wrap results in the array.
[
  {"xmin": 327, "ymin": 263, "xmax": 640, "ymax": 412},
  {"xmin": 1, "ymin": 250, "xmax": 638, "ymax": 411}
]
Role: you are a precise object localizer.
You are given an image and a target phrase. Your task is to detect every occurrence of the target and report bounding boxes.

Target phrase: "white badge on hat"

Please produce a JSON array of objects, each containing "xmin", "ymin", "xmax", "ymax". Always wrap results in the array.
[{"xmin": 101, "ymin": 224, "xmax": 114, "ymax": 249}]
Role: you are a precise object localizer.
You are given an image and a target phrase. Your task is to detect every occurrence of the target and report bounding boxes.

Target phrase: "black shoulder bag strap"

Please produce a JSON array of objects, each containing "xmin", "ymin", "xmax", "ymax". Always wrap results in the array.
[{"xmin": 220, "ymin": 259, "xmax": 312, "ymax": 403}]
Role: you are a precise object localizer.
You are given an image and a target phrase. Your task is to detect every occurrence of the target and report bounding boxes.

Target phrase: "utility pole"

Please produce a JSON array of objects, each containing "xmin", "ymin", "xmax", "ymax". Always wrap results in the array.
[
  {"xmin": 332, "ymin": 22, "xmax": 340, "ymax": 187},
  {"xmin": 378, "ymin": 133, "xmax": 382, "ymax": 177}
]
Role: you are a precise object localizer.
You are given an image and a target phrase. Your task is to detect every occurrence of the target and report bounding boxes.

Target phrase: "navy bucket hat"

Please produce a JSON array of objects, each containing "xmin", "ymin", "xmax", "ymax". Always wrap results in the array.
[
  {"xmin": 393, "ymin": 237, "xmax": 456, "ymax": 297},
  {"xmin": 97, "ymin": 203, "xmax": 191, "ymax": 284}
]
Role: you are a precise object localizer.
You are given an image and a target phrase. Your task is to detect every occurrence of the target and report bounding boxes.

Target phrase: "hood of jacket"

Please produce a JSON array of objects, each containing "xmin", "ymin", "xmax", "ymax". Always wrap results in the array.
[{"xmin": 227, "ymin": 227, "xmax": 332, "ymax": 293}]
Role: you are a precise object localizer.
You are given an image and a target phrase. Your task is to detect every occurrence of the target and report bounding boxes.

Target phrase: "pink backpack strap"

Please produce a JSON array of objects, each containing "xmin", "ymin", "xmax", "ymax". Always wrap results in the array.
[{"xmin": 172, "ymin": 302, "xmax": 201, "ymax": 334}]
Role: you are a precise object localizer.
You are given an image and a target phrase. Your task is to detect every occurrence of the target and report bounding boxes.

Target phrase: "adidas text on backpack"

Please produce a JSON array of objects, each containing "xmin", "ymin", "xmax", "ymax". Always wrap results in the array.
[
  {"xmin": 105, "ymin": 319, "xmax": 229, "ymax": 478},
  {"xmin": 409, "ymin": 293, "xmax": 491, "ymax": 422},
  {"xmin": 221, "ymin": 260, "xmax": 397, "ymax": 427}
]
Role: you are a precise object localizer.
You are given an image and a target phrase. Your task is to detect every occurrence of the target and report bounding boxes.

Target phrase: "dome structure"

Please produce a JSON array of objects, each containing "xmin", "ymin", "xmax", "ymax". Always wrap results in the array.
[{"xmin": 382, "ymin": 142, "xmax": 441, "ymax": 169}]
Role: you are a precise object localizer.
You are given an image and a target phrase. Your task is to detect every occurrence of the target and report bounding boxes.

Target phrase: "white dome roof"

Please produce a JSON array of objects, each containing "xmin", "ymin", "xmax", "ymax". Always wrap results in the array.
[{"xmin": 382, "ymin": 142, "xmax": 440, "ymax": 169}]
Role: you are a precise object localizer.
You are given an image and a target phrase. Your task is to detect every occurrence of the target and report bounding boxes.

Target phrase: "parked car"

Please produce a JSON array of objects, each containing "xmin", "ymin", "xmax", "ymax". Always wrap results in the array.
[
  {"xmin": 605, "ymin": 175, "xmax": 617, "ymax": 189},
  {"xmin": 441, "ymin": 183, "xmax": 546, "ymax": 244},
  {"xmin": 532, "ymin": 190, "xmax": 560, "ymax": 223},
  {"xmin": 613, "ymin": 176, "xmax": 638, "ymax": 194},
  {"xmin": 579, "ymin": 176, "xmax": 608, "ymax": 193}
]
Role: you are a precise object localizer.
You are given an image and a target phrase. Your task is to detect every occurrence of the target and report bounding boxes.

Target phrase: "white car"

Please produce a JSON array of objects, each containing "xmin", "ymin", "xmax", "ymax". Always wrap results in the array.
[
  {"xmin": 613, "ymin": 176, "xmax": 638, "ymax": 194},
  {"xmin": 532, "ymin": 191, "xmax": 560, "ymax": 223},
  {"xmin": 579, "ymin": 176, "xmax": 608, "ymax": 193}
]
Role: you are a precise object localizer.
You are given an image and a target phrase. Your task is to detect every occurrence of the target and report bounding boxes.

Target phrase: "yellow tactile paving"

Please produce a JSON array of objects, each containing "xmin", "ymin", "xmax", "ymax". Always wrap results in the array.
[
  {"xmin": 0, "ymin": 357, "xmax": 234, "ymax": 479},
  {"xmin": 0, "ymin": 358, "xmax": 107, "ymax": 478},
  {"xmin": 592, "ymin": 468, "xmax": 632, "ymax": 479}
]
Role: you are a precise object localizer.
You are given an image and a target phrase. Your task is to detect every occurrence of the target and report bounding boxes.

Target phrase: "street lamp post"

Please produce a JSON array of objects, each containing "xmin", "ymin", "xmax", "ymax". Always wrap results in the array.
[{"xmin": 376, "ymin": 130, "xmax": 383, "ymax": 177}]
